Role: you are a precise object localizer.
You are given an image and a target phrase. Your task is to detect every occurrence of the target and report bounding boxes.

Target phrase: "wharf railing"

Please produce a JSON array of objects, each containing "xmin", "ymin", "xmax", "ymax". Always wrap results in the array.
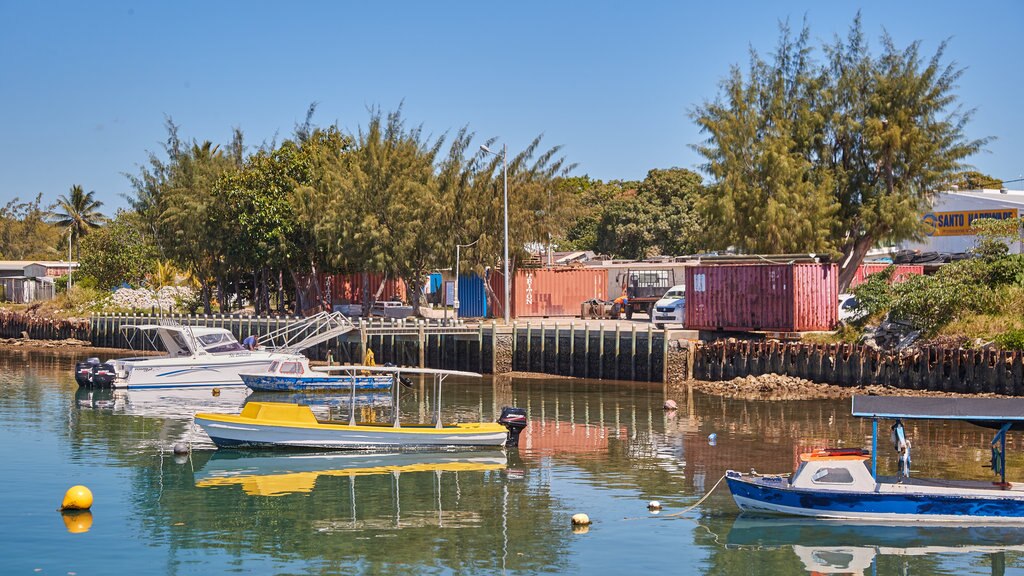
[{"xmin": 81, "ymin": 313, "xmax": 669, "ymax": 382}]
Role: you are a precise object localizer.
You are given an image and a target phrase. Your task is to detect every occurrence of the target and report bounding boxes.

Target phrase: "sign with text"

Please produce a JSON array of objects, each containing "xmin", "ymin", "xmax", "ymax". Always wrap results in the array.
[{"xmin": 922, "ymin": 208, "xmax": 1019, "ymax": 236}]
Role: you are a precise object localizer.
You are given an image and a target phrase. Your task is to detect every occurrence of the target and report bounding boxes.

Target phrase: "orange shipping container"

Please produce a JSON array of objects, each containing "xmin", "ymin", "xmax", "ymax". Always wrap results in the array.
[{"xmin": 490, "ymin": 268, "xmax": 608, "ymax": 318}]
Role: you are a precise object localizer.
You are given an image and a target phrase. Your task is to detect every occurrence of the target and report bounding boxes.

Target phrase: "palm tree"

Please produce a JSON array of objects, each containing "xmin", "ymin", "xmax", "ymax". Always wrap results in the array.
[{"xmin": 53, "ymin": 185, "xmax": 105, "ymax": 260}]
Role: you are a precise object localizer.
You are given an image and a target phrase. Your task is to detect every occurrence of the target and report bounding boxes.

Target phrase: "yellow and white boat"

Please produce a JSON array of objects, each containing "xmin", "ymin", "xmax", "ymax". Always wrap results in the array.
[{"xmin": 194, "ymin": 366, "xmax": 527, "ymax": 450}]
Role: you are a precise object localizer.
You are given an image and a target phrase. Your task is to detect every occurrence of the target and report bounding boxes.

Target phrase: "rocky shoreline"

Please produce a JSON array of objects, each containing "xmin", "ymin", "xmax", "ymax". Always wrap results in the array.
[{"xmin": 683, "ymin": 373, "xmax": 1009, "ymax": 400}]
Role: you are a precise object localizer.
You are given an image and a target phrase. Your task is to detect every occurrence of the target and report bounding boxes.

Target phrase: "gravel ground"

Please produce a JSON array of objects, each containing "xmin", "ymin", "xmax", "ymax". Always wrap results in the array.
[{"xmin": 680, "ymin": 373, "xmax": 1011, "ymax": 400}]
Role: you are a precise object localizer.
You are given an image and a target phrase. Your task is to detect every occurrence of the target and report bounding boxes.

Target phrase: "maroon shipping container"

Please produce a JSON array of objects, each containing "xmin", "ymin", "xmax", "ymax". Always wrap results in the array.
[
  {"xmin": 685, "ymin": 263, "xmax": 839, "ymax": 332},
  {"xmin": 848, "ymin": 264, "xmax": 924, "ymax": 289},
  {"xmin": 490, "ymin": 268, "xmax": 608, "ymax": 318}
]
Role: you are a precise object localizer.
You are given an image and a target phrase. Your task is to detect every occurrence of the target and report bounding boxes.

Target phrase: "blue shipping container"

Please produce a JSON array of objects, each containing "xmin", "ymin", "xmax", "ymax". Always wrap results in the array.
[
  {"xmin": 428, "ymin": 273, "xmax": 443, "ymax": 293},
  {"xmin": 457, "ymin": 274, "xmax": 488, "ymax": 318}
]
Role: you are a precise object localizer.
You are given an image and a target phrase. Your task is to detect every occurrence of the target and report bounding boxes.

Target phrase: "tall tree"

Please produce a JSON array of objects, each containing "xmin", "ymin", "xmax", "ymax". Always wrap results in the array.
[
  {"xmin": 693, "ymin": 16, "xmax": 986, "ymax": 289},
  {"xmin": 0, "ymin": 194, "xmax": 61, "ymax": 260},
  {"xmin": 79, "ymin": 212, "xmax": 157, "ymax": 289},
  {"xmin": 53, "ymin": 185, "xmax": 105, "ymax": 259}
]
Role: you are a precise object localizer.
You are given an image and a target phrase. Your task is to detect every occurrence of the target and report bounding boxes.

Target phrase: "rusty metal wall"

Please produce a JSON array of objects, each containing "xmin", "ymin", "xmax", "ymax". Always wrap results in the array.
[
  {"xmin": 848, "ymin": 264, "xmax": 925, "ymax": 289},
  {"xmin": 685, "ymin": 263, "xmax": 838, "ymax": 332},
  {"xmin": 490, "ymin": 268, "xmax": 608, "ymax": 318}
]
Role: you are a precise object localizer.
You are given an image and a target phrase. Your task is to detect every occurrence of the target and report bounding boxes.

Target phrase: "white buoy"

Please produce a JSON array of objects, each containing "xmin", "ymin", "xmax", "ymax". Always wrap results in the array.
[
  {"xmin": 571, "ymin": 513, "xmax": 592, "ymax": 526},
  {"xmin": 663, "ymin": 400, "xmax": 677, "ymax": 411},
  {"xmin": 647, "ymin": 500, "xmax": 662, "ymax": 511},
  {"xmin": 172, "ymin": 442, "xmax": 189, "ymax": 455}
]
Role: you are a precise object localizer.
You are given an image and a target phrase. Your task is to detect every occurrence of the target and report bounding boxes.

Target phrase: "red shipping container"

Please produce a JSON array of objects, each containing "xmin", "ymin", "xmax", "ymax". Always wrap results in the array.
[
  {"xmin": 848, "ymin": 264, "xmax": 924, "ymax": 289},
  {"xmin": 490, "ymin": 268, "xmax": 608, "ymax": 318},
  {"xmin": 685, "ymin": 263, "xmax": 839, "ymax": 332}
]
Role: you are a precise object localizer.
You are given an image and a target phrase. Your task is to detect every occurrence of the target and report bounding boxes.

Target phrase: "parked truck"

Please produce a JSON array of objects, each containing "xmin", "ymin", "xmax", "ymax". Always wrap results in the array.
[{"xmin": 616, "ymin": 269, "xmax": 676, "ymax": 320}]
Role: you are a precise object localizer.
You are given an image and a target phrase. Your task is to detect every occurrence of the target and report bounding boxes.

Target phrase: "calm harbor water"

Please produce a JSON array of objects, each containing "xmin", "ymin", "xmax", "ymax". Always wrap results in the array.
[{"xmin": 1, "ymin": 348, "xmax": 1023, "ymax": 575}]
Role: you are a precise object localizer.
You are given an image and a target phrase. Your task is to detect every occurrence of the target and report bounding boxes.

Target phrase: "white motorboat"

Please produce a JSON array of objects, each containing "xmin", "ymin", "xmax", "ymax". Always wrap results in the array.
[{"xmin": 74, "ymin": 324, "xmax": 304, "ymax": 389}]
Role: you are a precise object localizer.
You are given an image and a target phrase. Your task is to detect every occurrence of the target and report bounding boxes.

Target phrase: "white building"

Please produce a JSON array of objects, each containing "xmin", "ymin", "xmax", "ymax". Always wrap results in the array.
[
  {"xmin": 0, "ymin": 260, "xmax": 79, "ymax": 304},
  {"xmin": 899, "ymin": 189, "xmax": 1024, "ymax": 255}
]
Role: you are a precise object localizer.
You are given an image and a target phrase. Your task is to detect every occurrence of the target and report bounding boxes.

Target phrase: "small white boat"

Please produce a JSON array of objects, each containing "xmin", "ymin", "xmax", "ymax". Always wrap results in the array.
[
  {"xmin": 195, "ymin": 366, "xmax": 528, "ymax": 450},
  {"xmin": 75, "ymin": 324, "xmax": 303, "ymax": 389},
  {"xmin": 727, "ymin": 396, "xmax": 1024, "ymax": 522},
  {"xmin": 240, "ymin": 357, "xmax": 393, "ymax": 392}
]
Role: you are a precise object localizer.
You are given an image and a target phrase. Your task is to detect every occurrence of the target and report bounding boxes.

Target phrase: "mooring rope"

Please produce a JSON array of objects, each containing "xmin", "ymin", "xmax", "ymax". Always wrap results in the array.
[{"xmin": 623, "ymin": 473, "xmax": 728, "ymax": 521}]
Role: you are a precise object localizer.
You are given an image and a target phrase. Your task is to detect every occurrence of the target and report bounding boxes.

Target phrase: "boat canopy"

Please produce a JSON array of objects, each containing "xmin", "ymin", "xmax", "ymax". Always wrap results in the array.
[
  {"xmin": 852, "ymin": 395, "xmax": 1024, "ymax": 423},
  {"xmin": 317, "ymin": 365, "xmax": 481, "ymax": 378}
]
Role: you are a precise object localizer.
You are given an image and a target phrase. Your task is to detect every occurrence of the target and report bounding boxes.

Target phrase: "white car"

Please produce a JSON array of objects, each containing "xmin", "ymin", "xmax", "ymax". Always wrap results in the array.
[
  {"xmin": 838, "ymin": 293, "xmax": 865, "ymax": 324},
  {"xmin": 651, "ymin": 285, "xmax": 686, "ymax": 329}
]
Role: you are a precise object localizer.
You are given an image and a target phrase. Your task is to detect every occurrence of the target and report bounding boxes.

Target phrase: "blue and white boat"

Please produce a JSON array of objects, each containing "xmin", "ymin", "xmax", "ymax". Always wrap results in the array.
[
  {"xmin": 726, "ymin": 395, "xmax": 1024, "ymax": 522},
  {"xmin": 241, "ymin": 357, "xmax": 393, "ymax": 392}
]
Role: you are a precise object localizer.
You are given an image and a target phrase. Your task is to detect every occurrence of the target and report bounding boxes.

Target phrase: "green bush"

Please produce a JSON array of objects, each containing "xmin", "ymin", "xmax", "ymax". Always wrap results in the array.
[
  {"xmin": 994, "ymin": 329, "xmax": 1024, "ymax": 351},
  {"xmin": 888, "ymin": 259, "xmax": 995, "ymax": 335},
  {"xmin": 987, "ymin": 254, "xmax": 1024, "ymax": 287},
  {"xmin": 850, "ymin": 265, "xmax": 896, "ymax": 321}
]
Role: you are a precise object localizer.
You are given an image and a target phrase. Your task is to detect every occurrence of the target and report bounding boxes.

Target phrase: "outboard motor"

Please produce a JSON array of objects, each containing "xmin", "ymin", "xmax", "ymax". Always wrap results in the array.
[
  {"xmin": 89, "ymin": 363, "xmax": 117, "ymax": 388},
  {"xmin": 74, "ymin": 358, "xmax": 116, "ymax": 388},
  {"xmin": 498, "ymin": 406, "xmax": 528, "ymax": 448},
  {"xmin": 74, "ymin": 358, "xmax": 100, "ymax": 387}
]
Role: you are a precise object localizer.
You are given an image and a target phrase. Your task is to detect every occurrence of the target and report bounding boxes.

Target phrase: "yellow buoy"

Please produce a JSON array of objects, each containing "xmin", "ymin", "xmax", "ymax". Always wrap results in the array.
[
  {"xmin": 60, "ymin": 485, "xmax": 93, "ymax": 511},
  {"xmin": 61, "ymin": 510, "xmax": 93, "ymax": 534}
]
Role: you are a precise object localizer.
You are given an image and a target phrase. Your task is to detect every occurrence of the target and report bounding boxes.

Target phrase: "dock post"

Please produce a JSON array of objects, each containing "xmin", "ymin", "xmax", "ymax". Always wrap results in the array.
[
  {"xmin": 359, "ymin": 319, "xmax": 368, "ymax": 364},
  {"xmin": 871, "ymin": 418, "xmax": 878, "ymax": 479},
  {"xmin": 526, "ymin": 322, "xmax": 532, "ymax": 372},
  {"xmin": 478, "ymin": 323, "xmax": 484, "ymax": 373},
  {"xmin": 647, "ymin": 324, "xmax": 654, "ymax": 382},
  {"xmin": 584, "ymin": 323, "xmax": 591, "ymax": 379},
  {"xmin": 631, "ymin": 324, "xmax": 637, "ymax": 381},
  {"xmin": 540, "ymin": 323, "xmax": 545, "ymax": 373},
  {"xmin": 569, "ymin": 321, "xmax": 575, "ymax": 377},
  {"xmin": 614, "ymin": 323, "xmax": 621, "ymax": 379},
  {"xmin": 599, "ymin": 323, "xmax": 605, "ymax": 380},
  {"xmin": 553, "ymin": 323, "xmax": 560, "ymax": 375},
  {"xmin": 418, "ymin": 321, "xmax": 425, "ymax": 368}
]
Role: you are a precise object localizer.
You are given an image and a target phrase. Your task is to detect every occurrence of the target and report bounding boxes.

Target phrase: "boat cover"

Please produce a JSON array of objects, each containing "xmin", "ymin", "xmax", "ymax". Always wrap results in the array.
[{"xmin": 852, "ymin": 395, "xmax": 1024, "ymax": 422}]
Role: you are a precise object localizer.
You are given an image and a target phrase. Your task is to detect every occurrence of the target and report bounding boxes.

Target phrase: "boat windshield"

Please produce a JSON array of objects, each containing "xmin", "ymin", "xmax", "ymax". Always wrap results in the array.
[{"xmin": 197, "ymin": 332, "xmax": 245, "ymax": 353}]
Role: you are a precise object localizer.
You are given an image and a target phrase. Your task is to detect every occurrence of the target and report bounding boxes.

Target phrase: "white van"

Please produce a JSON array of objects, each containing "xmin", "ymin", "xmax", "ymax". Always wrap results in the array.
[{"xmin": 651, "ymin": 285, "xmax": 685, "ymax": 329}]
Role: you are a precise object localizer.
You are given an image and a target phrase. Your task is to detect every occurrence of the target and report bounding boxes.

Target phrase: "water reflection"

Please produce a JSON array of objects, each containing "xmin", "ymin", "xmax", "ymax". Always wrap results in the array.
[
  {"xmin": 724, "ymin": 516, "xmax": 1024, "ymax": 575},
  {"xmin": 195, "ymin": 449, "xmax": 508, "ymax": 497},
  {"xmin": 10, "ymin": 349, "xmax": 1024, "ymax": 574}
]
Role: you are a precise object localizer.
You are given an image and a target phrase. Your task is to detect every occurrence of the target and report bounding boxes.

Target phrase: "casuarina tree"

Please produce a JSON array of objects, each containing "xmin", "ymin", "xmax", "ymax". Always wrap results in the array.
[{"xmin": 693, "ymin": 15, "xmax": 987, "ymax": 290}]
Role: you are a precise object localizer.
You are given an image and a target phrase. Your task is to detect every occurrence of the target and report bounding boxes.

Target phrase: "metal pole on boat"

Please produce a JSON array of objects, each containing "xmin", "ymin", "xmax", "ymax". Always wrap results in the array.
[
  {"xmin": 435, "ymin": 374, "xmax": 444, "ymax": 429},
  {"xmin": 393, "ymin": 372, "xmax": 401, "ymax": 428},
  {"xmin": 349, "ymin": 367, "xmax": 357, "ymax": 426},
  {"xmin": 871, "ymin": 418, "xmax": 878, "ymax": 479}
]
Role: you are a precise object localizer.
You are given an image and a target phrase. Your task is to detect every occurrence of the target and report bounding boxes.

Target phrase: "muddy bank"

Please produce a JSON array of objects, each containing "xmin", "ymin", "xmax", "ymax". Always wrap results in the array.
[
  {"xmin": 681, "ymin": 373, "xmax": 1010, "ymax": 401},
  {"xmin": 0, "ymin": 338, "xmax": 158, "ymax": 357}
]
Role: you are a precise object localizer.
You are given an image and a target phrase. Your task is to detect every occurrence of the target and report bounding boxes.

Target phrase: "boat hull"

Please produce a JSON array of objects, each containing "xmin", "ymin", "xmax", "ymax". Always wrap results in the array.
[
  {"xmin": 727, "ymin": 474, "xmax": 1024, "ymax": 522},
  {"xmin": 114, "ymin": 356, "xmax": 283, "ymax": 389},
  {"xmin": 195, "ymin": 403, "xmax": 509, "ymax": 450},
  {"xmin": 241, "ymin": 373, "xmax": 392, "ymax": 392}
]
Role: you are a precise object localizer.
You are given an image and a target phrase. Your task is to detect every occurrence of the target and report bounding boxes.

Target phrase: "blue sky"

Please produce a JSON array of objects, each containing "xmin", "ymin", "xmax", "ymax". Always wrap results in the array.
[{"xmin": 1, "ymin": 1, "xmax": 1022, "ymax": 212}]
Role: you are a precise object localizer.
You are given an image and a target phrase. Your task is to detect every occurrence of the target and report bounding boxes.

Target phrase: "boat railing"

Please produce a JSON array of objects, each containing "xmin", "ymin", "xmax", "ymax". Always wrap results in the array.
[{"xmin": 261, "ymin": 311, "xmax": 357, "ymax": 354}]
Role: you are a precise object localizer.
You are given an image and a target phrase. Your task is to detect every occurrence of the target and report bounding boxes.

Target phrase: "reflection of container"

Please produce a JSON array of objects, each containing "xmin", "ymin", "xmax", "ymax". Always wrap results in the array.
[
  {"xmin": 491, "ymin": 269, "xmax": 608, "ymax": 318},
  {"xmin": 685, "ymin": 264, "xmax": 838, "ymax": 332}
]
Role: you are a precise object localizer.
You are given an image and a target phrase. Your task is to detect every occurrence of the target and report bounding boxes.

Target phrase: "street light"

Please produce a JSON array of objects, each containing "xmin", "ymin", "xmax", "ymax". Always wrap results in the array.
[
  {"xmin": 454, "ymin": 238, "xmax": 480, "ymax": 319},
  {"xmin": 480, "ymin": 143, "xmax": 510, "ymax": 324}
]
